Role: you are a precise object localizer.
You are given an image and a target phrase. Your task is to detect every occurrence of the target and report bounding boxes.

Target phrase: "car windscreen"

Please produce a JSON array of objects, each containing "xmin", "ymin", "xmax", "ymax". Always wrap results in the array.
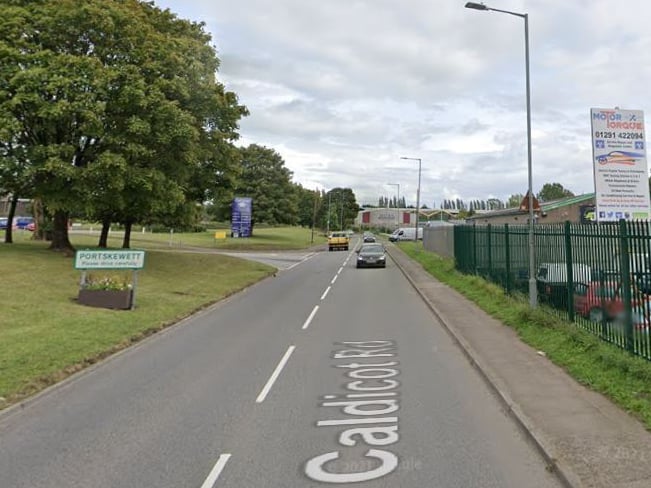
[{"xmin": 361, "ymin": 245, "xmax": 384, "ymax": 253}]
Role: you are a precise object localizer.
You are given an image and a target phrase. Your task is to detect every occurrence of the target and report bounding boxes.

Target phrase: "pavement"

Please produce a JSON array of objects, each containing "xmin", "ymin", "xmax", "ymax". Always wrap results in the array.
[{"xmin": 386, "ymin": 243, "xmax": 651, "ymax": 488}]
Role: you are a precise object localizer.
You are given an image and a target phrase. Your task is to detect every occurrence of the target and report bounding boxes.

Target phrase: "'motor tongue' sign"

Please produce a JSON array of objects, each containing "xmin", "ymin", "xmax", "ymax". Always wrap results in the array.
[{"xmin": 74, "ymin": 250, "xmax": 146, "ymax": 270}]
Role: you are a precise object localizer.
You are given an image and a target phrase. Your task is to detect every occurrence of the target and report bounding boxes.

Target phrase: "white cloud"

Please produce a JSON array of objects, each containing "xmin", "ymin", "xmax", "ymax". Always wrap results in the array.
[{"xmin": 156, "ymin": 0, "xmax": 651, "ymax": 206}]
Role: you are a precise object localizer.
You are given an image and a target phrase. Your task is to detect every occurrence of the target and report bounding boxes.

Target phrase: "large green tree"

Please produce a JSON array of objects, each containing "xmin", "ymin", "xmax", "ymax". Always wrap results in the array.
[
  {"xmin": 0, "ymin": 0, "xmax": 246, "ymax": 250},
  {"xmin": 234, "ymin": 144, "xmax": 298, "ymax": 226},
  {"xmin": 295, "ymin": 184, "xmax": 321, "ymax": 229},
  {"xmin": 322, "ymin": 188, "xmax": 358, "ymax": 231},
  {"xmin": 537, "ymin": 183, "xmax": 574, "ymax": 202}
]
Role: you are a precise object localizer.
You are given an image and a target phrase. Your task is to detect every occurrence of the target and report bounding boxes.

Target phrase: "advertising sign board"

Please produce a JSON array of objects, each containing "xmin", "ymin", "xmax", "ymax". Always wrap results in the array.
[
  {"xmin": 579, "ymin": 205, "xmax": 596, "ymax": 224},
  {"xmin": 231, "ymin": 197, "xmax": 252, "ymax": 238},
  {"xmin": 590, "ymin": 108, "xmax": 651, "ymax": 221}
]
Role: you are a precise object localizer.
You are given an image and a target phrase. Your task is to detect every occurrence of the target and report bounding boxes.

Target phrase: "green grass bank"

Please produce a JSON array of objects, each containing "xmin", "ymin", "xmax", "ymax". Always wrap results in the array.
[
  {"xmin": 398, "ymin": 241, "xmax": 651, "ymax": 430},
  {"xmin": 0, "ymin": 226, "xmax": 322, "ymax": 409}
]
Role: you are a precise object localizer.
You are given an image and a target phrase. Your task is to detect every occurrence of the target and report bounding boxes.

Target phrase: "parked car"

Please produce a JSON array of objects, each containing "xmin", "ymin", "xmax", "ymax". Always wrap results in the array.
[
  {"xmin": 573, "ymin": 281, "xmax": 640, "ymax": 322},
  {"xmin": 356, "ymin": 243, "xmax": 387, "ymax": 268},
  {"xmin": 25, "ymin": 222, "xmax": 36, "ymax": 231},
  {"xmin": 0, "ymin": 217, "xmax": 17, "ymax": 230},
  {"xmin": 14, "ymin": 216, "xmax": 34, "ymax": 229}
]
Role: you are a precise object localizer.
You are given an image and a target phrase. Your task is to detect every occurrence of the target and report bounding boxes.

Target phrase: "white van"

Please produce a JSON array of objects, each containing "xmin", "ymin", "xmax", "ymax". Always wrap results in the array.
[
  {"xmin": 389, "ymin": 227, "xmax": 423, "ymax": 242},
  {"xmin": 536, "ymin": 262, "xmax": 592, "ymax": 307}
]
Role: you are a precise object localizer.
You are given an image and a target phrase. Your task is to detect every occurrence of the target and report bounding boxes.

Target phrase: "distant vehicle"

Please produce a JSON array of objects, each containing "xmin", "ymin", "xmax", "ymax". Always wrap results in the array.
[
  {"xmin": 26, "ymin": 222, "xmax": 36, "ymax": 231},
  {"xmin": 356, "ymin": 243, "xmax": 386, "ymax": 268},
  {"xmin": 0, "ymin": 217, "xmax": 17, "ymax": 230},
  {"xmin": 388, "ymin": 227, "xmax": 423, "ymax": 242},
  {"xmin": 363, "ymin": 232, "xmax": 376, "ymax": 243},
  {"xmin": 1, "ymin": 216, "xmax": 34, "ymax": 230},
  {"xmin": 15, "ymin": 216, "xmax": 34, "ymax": 229},
  {"xmin": 328, "ymin": 232, "xmax": 349, "ymax": 251}
]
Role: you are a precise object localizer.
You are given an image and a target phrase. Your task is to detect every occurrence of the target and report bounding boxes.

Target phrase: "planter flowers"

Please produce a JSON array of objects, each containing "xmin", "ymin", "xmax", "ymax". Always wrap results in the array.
[{"xmin": 78, "ymin": 273, "xmax": 134, "ymax": 310}]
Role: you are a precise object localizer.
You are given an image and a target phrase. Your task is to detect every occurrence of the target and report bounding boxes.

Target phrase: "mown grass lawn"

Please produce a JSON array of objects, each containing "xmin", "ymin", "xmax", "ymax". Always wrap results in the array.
[
  {"xmin": 398, "ymin": 241, "xmax": 651, "ymax": 430},
  {"xmin": 0, "ymin": 234, "xmax": 286, "ymax": 409},
  {"xmin": 68, "ymin": 225, "xmax": 327, "ymax": 251}
]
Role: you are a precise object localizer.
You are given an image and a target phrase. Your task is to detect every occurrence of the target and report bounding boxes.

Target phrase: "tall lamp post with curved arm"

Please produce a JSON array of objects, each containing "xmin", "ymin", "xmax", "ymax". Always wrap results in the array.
[
  {"xmin": 465, "ymin": 1, "xmax": 537, "ymax": 308},
  {"xmin": 400, "ymin": 157, "xmax": 422, "ymax": 242}
]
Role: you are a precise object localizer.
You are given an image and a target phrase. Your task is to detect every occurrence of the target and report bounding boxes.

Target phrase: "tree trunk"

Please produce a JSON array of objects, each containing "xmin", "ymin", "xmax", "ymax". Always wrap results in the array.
[
  {"xmin": 98, "ymin": 218, "xmax": 111, "ymax": 248},
  {"xmin": 31, "ymin": 198, "xmax": 48, "ymax": 241},
  {"xmin": 49, "ymin": 209, "xmax": 74, "ymax": 254},
  {"xmin": 122, "ymin": 221, "xmax": 132, "ymax": 249},
  {"xmin": 3, "ymin": 194, "xmax": 18, "ymax": 244}
]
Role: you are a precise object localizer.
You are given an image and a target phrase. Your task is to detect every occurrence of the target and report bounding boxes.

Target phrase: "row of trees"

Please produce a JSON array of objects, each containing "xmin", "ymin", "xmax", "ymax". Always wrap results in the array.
[
  {"xmin": 0, "ymin": 1, "xmax": 359, "ymax": 249},
  {"xmin": 377, "ymin": 196, "xmax": 407, "ymax": 208},
  {"xmin": 422, "ymin": 183, "xmax": 576, "ymax": 211}
]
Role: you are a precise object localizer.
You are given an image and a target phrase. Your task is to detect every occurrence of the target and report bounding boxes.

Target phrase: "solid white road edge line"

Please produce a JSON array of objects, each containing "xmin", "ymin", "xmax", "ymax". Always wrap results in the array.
[
  {"xmin": 256, "ymin": 345, "xmax": 296, "ymax": 403},
  {"xmin": 200, "ymin": 453, "xmax": 232, "ymax": 488},
  {"xmin": 302, "ymin": 305, "xmax": 320, "ymax": 330},
  {"xmin": 321, "ymin": 287, "xmax": 331, "ymax": 300}
]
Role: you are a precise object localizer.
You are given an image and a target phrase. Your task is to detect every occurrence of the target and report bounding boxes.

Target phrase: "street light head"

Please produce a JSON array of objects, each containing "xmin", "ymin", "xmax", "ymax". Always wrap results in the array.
[{"xmin": 465, "ymin": 2, "xmax": 489, "ymax": 10}]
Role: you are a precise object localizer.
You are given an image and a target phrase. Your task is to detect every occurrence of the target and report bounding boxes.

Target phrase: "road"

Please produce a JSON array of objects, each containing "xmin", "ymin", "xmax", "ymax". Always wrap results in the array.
[{"xmin": 0, "ymin": 240, "xmax": 562, "ymax": 487}]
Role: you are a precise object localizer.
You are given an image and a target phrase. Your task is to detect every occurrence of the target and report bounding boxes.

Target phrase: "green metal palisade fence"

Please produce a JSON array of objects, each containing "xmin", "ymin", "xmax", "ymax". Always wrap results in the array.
[{"xmin": 454, "ymin": 221, "xmax": 651, "ymax": 360}]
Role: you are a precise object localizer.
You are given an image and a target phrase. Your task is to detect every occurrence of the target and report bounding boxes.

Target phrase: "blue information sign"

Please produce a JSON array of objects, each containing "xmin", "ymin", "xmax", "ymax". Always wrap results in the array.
[{"xmin": 231, "ymin": 197, "xmax": 252, "ymax": 237}]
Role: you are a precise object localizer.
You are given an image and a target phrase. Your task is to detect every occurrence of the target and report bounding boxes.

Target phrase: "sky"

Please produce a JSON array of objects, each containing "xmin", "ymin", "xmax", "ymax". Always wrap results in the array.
[{"xmin": 154, "ymin": 0, "xmax": 651, "ymax": 207}]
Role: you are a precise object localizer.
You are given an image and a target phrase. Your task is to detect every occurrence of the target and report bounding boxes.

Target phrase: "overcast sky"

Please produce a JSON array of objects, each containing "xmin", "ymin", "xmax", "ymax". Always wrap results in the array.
[{"xmin": 155, "ymin": 0, "xmax": 651, "ymax": 207}]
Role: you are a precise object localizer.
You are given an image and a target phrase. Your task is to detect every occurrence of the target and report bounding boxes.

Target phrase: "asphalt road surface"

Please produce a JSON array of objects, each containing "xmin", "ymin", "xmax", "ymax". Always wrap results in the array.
[{"xmin": 0, "ymin": 240, "xmax": 562, "ymax": 487}]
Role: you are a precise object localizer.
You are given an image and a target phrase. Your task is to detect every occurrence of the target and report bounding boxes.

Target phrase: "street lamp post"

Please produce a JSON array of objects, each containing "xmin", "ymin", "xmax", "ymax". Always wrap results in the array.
[
  {"xmin": 400, "ymin": 157, "xmax": 422, "ymax": 242},
  {"xmin": 465, "ymin": 1, "xmax": 537, "ymax": 308}
]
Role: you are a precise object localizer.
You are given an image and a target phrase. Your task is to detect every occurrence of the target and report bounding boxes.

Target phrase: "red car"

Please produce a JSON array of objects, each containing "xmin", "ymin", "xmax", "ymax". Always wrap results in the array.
[{"xmin": 573, "ymin": 281, "xmax": 638, "ymax": 322}]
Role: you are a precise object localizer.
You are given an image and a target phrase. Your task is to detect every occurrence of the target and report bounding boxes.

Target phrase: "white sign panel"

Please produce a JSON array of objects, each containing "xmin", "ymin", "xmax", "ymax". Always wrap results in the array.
[
  {"xmin": 74, "ymin": 250, "xmax": 146, "ymax": 269},
  {"xmin": 591, "ymin": 108, "xmax": 651, "ymax": 221}
]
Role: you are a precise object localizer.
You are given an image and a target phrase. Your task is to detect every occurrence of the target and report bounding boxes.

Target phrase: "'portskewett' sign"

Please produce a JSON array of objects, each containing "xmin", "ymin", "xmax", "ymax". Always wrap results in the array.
[{"xmin": 74, "ymin": 250, "xmax": 146, "ymax": 270}]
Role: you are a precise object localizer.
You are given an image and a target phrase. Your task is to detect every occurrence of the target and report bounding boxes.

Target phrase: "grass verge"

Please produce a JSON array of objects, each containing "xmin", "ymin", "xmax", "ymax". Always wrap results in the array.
[
  {"xmin": 67, "ymin": 225, "xmax": 327, "ymax": 251},
  {"xmin": 0, "ymin": 240, "xmax": 275, "ymax": 410},
  {"xmin": 398, "ymin": 242, "xmax": 651, "ymax": 430}
]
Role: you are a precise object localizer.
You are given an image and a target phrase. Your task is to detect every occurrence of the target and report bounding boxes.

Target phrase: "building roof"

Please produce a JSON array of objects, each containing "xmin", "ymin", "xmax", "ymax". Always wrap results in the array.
[
  {"xmin": 539, "ymin": 193, "xmax": 595, "ymax": 211},
  {"xmin": 465, "ymin": 193, "xmax": 595, "ymax": 221}
]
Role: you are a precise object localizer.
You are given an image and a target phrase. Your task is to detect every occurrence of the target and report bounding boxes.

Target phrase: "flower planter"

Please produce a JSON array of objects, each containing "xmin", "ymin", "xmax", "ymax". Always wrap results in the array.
[{"xmin": 78, "ymin": 289, "xmax": 133, "ymax": 310}]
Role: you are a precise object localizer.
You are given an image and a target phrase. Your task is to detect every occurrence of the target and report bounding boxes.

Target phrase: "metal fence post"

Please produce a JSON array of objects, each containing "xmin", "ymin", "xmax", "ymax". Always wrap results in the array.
[
  {"xmin": 472, "ymin": 223, "xmax": 478, "ymax": 274},
  {"xmin": 487, "ymin": 224, "xmax": 492, "ymax": 281},
  {"xmin": 505, "ymin": 224, "xmax": 511, "ymax": 294},
  {"xmin": 564, "ymin": 221, "xmax": 575, "ymax": 321},
  {"xmin": 619, "ymin": 219, "xmax": 634, "ymax": 352}
]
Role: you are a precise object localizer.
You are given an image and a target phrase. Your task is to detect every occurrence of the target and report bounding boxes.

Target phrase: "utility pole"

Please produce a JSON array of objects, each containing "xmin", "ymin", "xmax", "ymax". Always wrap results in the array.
[
  {"xmin": 311, "ymin": 188, "xmax": 318, "ymax": 244},
  {"xmin": 340, "ymin": 191, "xmax": 344, "ymax": 230},
  {"xmin": 327, "ymin": 191, "xmax": 331, "ymax": 235}
]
